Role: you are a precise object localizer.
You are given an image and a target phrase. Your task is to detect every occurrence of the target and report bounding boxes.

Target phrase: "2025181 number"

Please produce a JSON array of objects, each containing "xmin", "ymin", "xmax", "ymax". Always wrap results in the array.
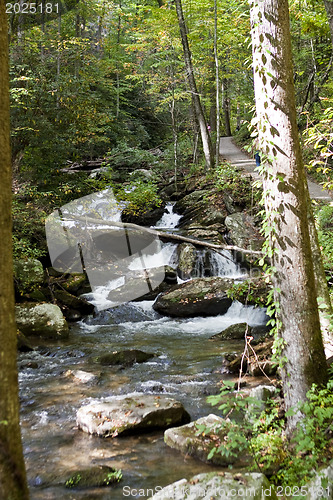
[{"xmin": 6, "ymin": 3, "xmax": 59, "ymax": 14}]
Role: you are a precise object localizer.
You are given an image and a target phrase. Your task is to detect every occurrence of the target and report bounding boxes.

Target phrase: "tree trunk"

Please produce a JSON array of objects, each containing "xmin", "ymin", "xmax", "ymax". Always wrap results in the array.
[
  {"xmin": 249, "ymin": 0, "xmax": 327, "ymax": 434},
  {"xmin": 214, "ymin": 0, "xmax": 220, "ymax": 166},
  {"xmin": 174, "ymin": 0, "xmax": 214, "ymax": 169},
  {"xmin": 0, "ymin": 2, "xmax": 29, "ymax": 497},
  {"xmin": 323, "ymin": 0, "xmax": 333, "ymax": 50},
  {"xmin": 222, "ymin": 78, "xmax": 231, "ymax": 136},
  {"xmin": 306, "ymin": 190, "xmax": 333, "ymax": 358}
]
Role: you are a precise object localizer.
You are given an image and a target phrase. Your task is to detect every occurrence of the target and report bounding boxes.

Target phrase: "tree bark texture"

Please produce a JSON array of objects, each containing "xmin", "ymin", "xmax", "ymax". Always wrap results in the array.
[
  {"xmin": 174, "ymin": 0, "xmax": 214, "ymax": 169},
  {"xmin": 0, "ymin": 2, "xmax": 29, "ymax": 497},
  {"xmin": 323, "ymin": 0, "xmax": 333, "ymax": 50},
  {"xmin": 249, "ymin": 0, "xmax": 327, "ymax": 433}
]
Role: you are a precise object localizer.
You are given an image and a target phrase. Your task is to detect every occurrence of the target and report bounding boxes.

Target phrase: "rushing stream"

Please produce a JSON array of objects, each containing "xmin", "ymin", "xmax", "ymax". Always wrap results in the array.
[{"xmin": 19, "ymin": 204, "xmax": 268, "ymax": 500}]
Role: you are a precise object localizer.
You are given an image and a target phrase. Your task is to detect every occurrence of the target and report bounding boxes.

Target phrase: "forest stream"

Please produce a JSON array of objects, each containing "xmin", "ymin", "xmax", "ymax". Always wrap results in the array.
[{"xmin": 18, "ymin": 204, "xmax": 269, "ymax": 500}]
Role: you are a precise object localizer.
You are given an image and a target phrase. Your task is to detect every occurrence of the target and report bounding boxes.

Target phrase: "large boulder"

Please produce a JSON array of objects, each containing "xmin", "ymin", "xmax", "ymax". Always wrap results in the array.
[
  {"xmin": 14, "ymin": 258, "xmax": 44, "ymax": 295},
  {"xmin": 77, "ymin": 395, "xmax": 190, "ymax": 437},
  {"xmin": 149, "ymin": 472, "xmax": 277, "ymax": 500},
  {"xmin": 153, "ymin": 277, "xmax": 233, "ymax": 317},
  {"xmin": 15, "ymin": 303, "xmax": 69, "ymax": 339},
  {"xmin": 225, "ymin": 212, "xmax": 263, "ymax": 251},
  {"xmin": 164, "ymin": 414, "xmax": 250, "ymax": 466}
]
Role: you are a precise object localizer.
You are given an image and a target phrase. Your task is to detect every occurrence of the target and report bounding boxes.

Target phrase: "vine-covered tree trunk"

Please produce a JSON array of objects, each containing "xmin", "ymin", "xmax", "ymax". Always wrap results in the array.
[
  {"xmin": 249, "ymin": 0, "xmax": 327, "ymax": 434},
  {"xmin": 174, "ymin": 0, "xmax": 214, "ymax": 169},
  {"xmin": 0, "ymin": 2, "xmax": 29, "ymax": 497}
]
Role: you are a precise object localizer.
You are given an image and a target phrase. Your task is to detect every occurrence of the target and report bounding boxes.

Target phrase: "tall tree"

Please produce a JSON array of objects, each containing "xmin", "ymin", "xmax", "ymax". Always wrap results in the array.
[
  {"xmin": 249, "ymin": 0, "xmax": 328, "ymax": 434},
  {"xmin": 0, "ymin": 1, "xmax": 29, "ymax": 497},
  {"xmin": 174, "ymin": 0, "xmax": 214, "ymax": 169}
]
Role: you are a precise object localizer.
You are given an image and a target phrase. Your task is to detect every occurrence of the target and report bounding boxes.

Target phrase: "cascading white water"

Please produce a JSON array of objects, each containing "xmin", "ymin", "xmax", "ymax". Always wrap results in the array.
[
  {"xmin": 153, "ymin": 203, "xmax": 182, "ymax": 229},
  {"xmin": 208, "ymin": 249, "xmax": 246, "ymax": 278}
]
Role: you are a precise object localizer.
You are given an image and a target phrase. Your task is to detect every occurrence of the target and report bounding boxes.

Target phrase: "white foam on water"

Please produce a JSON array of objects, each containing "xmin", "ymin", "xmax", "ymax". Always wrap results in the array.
[
  {"xmin": 128, "ymin": 243, "xmax": 176, "ymax": 270},
  {"xmin": 153, "ymin": 203, "xmax": 182, "ymax": 229}
]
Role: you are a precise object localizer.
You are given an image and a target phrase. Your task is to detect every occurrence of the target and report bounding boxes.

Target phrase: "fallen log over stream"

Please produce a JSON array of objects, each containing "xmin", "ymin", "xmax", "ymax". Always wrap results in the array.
[{"xmin": 61, "ymin": 213, "xmax": 263, "ymax": 257}]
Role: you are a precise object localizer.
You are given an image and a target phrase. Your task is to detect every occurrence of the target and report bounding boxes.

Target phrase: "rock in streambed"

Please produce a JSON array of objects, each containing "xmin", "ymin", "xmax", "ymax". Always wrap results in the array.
[
  {"xmin": 153, "ymin": 277, "xmax": 233, "ymax": 317},
  {"xmin": 77, "ymin": 395, "xmax": 190, "ymax": 437}
]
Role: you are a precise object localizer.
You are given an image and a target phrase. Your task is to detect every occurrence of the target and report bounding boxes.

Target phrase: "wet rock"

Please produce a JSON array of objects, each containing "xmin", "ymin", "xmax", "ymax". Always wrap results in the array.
[
  {"xmin": 76, "ymin": 395, "xmax": 190, "ymax": 437},
  {"xmin": 17, "ymin": 330, "xmax": 34, "ymax": 352},
  {"xmin": 225, "ymin": 212, "xmax": 263, "ymax": 251},
  {"xmin": 164, "ymin": 414, "xmax": 251, "ymax": 466},
  {"xmin": 164, "ymin": 266, "xmax": 178, "ymax": 284},
  {"xmin": 177, "ymin": 243, "xmax": 197, "ymax": 279},
  {"xmin": 65, "ymin": 370, "xmax": 98, "ymax": 383},
  {"xmin": 173, "ymin": 190, "xmax": 208, "ymax": 213},
  {"xmin": 148, "ymin": 471, "xmax": 277, "ymax": 500},
  {"xmin": 153, "ymin": 277, "xmax": 233, "ymax": 317},
  {"xmin": 97, "ymin": 349, "xmax": 155, "ymax": 367},
  {"xmin": 15, "ymin": 303, "xmax": 69, "ymax": 339},
  {"xmin": 61, "ymin": 273, "xmax": 88, "ymax": 294},
  {"xmin": 210, "ymin": 322, "xmax": 252, "ymax": 341},
  {"xmin": 65, "ymin": 465, "xmax": 122, "ymax": 489},
  {"xmin": 14, "ymin": 258, "xmax": 44, "ymax": 295},
  {"xmin": 121, "ymin": 205, "xmax": 165, "ymax": 226},
  {"xmin": 54, "ymin": 289, "xmax": 95, "ymax": 316},
  {"xmin": 185, "ymin": 225, "xmax": 222, "ymax": 244}
]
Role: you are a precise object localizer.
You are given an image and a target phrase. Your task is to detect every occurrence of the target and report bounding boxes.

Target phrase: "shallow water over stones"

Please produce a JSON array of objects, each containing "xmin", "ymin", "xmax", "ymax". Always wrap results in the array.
[
  {"xmin": 19, "ymin": 204, "xmax": 267, "ymax": 499},
  {"xmin": 19, "ymin": 300, "xmax": 267, "ymax": 499}
]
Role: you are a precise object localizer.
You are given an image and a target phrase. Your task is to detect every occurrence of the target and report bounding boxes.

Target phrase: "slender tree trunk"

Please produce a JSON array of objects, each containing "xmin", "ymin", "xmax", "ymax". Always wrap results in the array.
[
  {"xmin": 249, "ymin": 0, "xmax": 327, "ymax": 434},
  {"xmin": 214, "ymin": 0, "xmax": 220, "ymax": 166},
  {"xmin": 222, "ymin": 78, "xmax": 231, "ymax": 136},
  {"xmin": 0, "ymin": 2, "xmax": 29, "ymax": 497},
  {"xmin": 174, "ymin": 0, "xmax": 214, "ymax": 169},
  {"xmin": 56, "ymin": 10, "xmax": 61, "ymax": 108}
]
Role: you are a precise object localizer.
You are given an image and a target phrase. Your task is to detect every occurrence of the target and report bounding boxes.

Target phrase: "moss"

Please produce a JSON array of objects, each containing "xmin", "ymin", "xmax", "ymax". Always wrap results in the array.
[{"xmin": 65, "ymin": 466, "xmax": 122, "ymax": 489}]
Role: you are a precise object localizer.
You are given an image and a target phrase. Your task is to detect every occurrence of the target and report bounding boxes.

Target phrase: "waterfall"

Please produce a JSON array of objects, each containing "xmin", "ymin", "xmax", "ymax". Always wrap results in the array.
[
  {"xmin": 153, "ymin": 203, "xmax": 181, "ymax": 229},
  {"xmin": 208, "ymin": 249, "xmax": 245, "ymax": 278}
]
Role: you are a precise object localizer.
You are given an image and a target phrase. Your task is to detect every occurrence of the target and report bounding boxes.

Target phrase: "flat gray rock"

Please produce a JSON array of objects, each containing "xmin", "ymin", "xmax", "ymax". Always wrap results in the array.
[{"xmin": 77, "ymin": 395, "xmax": 190, "ymax": 437}]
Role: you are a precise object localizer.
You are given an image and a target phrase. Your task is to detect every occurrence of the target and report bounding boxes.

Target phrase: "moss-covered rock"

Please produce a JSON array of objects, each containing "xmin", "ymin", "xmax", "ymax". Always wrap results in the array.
[
  {"xmin": 65, "ymin": 466, "xmax": 122, "ymax": 489},
  {"xmin": 153, "ymin": 277, "xmax": 233, "ymax": 317},
  {"xmin": 97, "ymin": 349, "xmax": 155, "ymax": 367},
  {"xmin": 61, "ymin": 273, "xmax": 88, "ymax": 294},
  {"xmin": 15, "ymin": 303, "xmax": 69, "ymax": 339},
  {"xmin": 210, "ymin": 322, "xmax": 253, "ymax": 341},
  {"xmin": 77, "ymin": 395, "xmax": 190, "ymax": 437},
  {"xmin": 54, "ymin": 289, "xmax": 95, "ymax": 316}
]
